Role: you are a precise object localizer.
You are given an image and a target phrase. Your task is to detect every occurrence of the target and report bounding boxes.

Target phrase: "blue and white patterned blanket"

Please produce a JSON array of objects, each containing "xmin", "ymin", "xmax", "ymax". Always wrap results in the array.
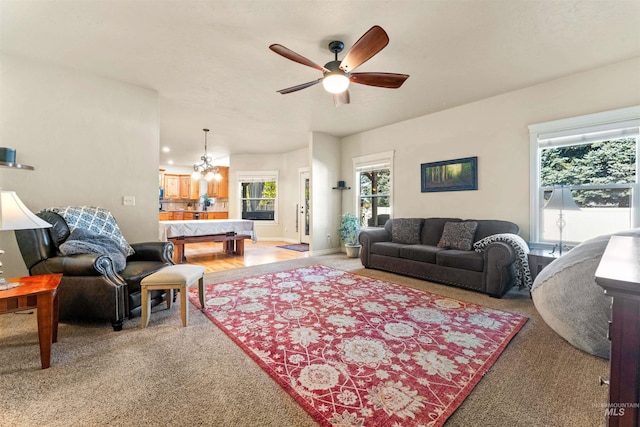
[
  {"xmin": 474, "ymin": 233, "xmax": 532, "ymax": 290},
  {"xmin": 58, "ymin": 227, "xmax": 128, "ymax": 271},
  {"xmin": 43, "ymin": 206, "xmax": 135, "ymax": 256}
]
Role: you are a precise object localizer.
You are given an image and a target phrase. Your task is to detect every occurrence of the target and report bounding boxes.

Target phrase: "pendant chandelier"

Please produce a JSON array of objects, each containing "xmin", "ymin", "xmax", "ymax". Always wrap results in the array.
[{"xmin": 192, "ymin": 128, "xmax": 222, "ymax": 181}]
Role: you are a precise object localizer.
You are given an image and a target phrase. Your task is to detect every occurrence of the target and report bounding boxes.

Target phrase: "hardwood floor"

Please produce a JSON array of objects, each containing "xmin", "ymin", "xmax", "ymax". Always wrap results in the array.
[{"xmin": 181, "ymin": 241, "xmax": 310, "ymax": 273}]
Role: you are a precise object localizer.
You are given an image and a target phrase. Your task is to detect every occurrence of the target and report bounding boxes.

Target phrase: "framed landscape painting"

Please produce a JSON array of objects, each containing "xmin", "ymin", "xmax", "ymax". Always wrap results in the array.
[{"xmin": 421, "ymin": 156, "xmax": 478, "ymax": 192}]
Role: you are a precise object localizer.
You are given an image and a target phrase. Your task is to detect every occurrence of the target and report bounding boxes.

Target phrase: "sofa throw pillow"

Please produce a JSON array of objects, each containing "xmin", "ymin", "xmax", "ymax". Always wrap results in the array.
[
  {"xmin": 391, "ymin": 218, "xmax": 423, "ymax": 244},
  {"xmin": 59, "ymin": 228, "xmax": 127, "ymax": 272},
  {"xmin": 44, "ymin": 206, "xmax": 135, "ymax": 256},
  {"xmin": 437, "ymin": 221, "xmax": 478, "ymax": 251}
]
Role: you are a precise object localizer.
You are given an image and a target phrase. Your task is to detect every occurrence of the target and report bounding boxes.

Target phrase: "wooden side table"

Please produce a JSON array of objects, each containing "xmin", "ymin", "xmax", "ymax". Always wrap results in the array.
[
  {"xmin": 0, "ymin": 274, "xmax": 63, "ymax": 369},
  {"xmin": 528, "ymin": 248, "xmax": 562, "ymax": 281}
]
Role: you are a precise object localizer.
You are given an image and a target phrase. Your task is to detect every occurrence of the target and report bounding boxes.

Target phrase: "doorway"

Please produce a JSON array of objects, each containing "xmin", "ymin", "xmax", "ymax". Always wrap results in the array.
[{"xmin": 299, "ymin": 169, "xmax": 310, "ymax": 244}]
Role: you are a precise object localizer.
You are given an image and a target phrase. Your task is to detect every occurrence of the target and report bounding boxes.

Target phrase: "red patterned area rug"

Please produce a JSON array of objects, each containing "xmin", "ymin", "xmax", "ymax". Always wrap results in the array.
[{"xmin": 189, "ymin": 265, "xmax": 527, "ymax": 427}]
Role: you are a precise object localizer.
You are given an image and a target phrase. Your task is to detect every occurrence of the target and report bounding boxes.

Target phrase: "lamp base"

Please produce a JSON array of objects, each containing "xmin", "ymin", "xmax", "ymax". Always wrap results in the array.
[{"xmin": 549, "ymin": 243, "xmax": 571, "ymax": 256}]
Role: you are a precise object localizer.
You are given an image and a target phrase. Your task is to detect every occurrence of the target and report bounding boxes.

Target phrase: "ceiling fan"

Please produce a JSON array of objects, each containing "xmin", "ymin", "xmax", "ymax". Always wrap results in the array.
[{"xmin": 269, "ymin": 25, "xmax": 409, "ymax": 107}]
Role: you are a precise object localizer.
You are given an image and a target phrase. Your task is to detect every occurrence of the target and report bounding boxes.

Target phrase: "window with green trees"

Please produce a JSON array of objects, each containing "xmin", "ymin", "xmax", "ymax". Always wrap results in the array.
[
  {"xmin": 239, "ymin": 173, "xmax": 277, "ymax": 221},
  {"xmin": 541, "ymin": 138, "xmax": 635, "ymax": 206},
  {"xmin": 354, "ymin": 152, "xmax": 394, "ymax": 228},
  {"xmin": 359, "ymin": 168, "xmax": 391, "ymax": 227},
  {"xmin": 530, "ymin": 107, "xmax": 639, "ymax": 246}
]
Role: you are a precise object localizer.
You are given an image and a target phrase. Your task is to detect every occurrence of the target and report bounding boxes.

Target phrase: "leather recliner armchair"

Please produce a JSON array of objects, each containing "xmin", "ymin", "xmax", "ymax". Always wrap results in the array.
[{"xmin": 15, "ymin": 211, "xmax": 174, "ymax": 331}]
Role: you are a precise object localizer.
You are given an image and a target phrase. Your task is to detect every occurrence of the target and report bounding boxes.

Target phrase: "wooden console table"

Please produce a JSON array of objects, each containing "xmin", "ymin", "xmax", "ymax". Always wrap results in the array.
[
  {"xmin": 168, "ymin": 233, "xmax": 252, "ymax": 263},
  {"xmin": 595, "ymin": 236, "xmax": 640, "ymax": 427},
  {"xmin": 159, "ymin": 219, "xmax": 256, "ymax": 263},
  {"xmin": 0, "ymin": 274, "xmax": 63, "ymax": 369}
]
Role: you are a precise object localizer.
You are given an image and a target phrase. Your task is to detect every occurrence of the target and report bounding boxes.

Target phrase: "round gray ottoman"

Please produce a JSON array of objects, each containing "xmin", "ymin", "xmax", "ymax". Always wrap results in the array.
[{"xmin": 531, "ymin": 229, "xmax": 640, "ymax": 359}]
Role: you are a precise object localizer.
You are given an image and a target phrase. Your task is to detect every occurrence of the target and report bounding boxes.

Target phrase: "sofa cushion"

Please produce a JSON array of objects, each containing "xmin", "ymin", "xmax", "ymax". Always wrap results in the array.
[
  {"xmin": 399, "ymin": 244, "xmax": 444, "ymax": 263},
  {"xmin": 421, "ymin": 218, "xmax": 462, "ymax": 246},
  {"xmin": 384, "ymin": 219, "xmax": 393, "ymax": 235},
  {"xmin": 437, "ymin": 221, "xmax": 478, "ymax": 250},
  {"xmin": 436, "ymin": 249, "xmax": 484, "ymax": 272},
  {"xmin": 391, "ymin": 218, "xmax": 424, "ymax": 244},
  {"xmin": 370, "ymin": 242, "xmax": 406, "ymax": 257}
]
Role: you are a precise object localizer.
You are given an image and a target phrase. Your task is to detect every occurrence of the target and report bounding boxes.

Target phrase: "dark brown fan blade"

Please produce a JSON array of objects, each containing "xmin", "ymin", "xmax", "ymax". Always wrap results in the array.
[
  {"xmin": 350, "ymin": 72, "xmax": 409, "ymax": 88},
  {"xmin": 269, "ymin": 44, "xmax": 329, "ymax": 72},
  {"xmin": 276, "ymin": 79, "xmax": 322, "ymax": 94},
  {"xmin": 339, "ymin": 26, "xmax": 389, "ymax": 72},
  {"xmin": 333, "ymin": 90, "xmax": 350, "ymax": 107}
]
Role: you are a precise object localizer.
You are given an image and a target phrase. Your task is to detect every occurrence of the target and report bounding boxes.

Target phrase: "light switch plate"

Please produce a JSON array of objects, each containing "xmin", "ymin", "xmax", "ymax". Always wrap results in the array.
[{"xmin": 123, "ymin": 196, "xmax": 135, "ymax": 206}]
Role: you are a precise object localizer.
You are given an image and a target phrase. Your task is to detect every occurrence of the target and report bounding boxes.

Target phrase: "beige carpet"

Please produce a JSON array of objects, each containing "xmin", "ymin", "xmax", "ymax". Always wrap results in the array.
[{"xmin": 0, "ymin": 254, "xmax": 608, "ymax": 426}]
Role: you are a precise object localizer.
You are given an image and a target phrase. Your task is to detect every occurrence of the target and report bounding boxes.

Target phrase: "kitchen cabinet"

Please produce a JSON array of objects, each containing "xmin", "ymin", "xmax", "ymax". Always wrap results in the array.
[
  {"xmin": 159, "ymin": 211, "xmax": 228, "ymax": 221},
  {"xmin": 179, "ymin": 176, "xmax": 191, "ymax": 199},
  {"xmin": 218, "ymin": 167, "xmax": 229, "ymax": 198},
  {"xmin": 164, "ymin": 175, "xmax": 180, "ymax": 199},
  {"xmin": 164, "ymin": 174, "xmax": 197, "ymax": 200},
  {"xmin": 190, "ymin": 177, "xmax": 200, "ymax": 199},
  {"xmin": 200, "ymin": 212, "xmax": 227, "ymax": 220},
  {"xmin": 207, "ymin": 212, "xmax": 228, "ymax": 219},
  {"xmin": 206, "ymin": 179, "xmax": 219, "ymax": 197},
  {"xmin": 207, "ymin": 166, "xmax": 229, "ymax": 198}
]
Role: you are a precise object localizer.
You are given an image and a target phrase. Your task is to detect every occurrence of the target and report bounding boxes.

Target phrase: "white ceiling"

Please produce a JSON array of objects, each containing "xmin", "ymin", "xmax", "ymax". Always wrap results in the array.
[{"xmin": 2, "ymin": 0, "xmax": 639, "ymax": 167}]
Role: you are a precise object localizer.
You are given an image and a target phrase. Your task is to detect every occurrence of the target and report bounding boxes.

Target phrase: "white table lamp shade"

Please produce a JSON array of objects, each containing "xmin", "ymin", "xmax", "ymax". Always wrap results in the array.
[
  {"xmin": 544, "ymin": 187, "xmax": 580, "ymax": 211},
  {"xmin": 0, "ymin": 191, "xmax": 52, "ymax": 231}
]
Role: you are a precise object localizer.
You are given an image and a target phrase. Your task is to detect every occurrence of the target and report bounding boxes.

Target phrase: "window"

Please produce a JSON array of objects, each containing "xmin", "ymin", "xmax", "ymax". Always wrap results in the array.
[
  {"xmin": 529, "ymin": 107, "xmax": 640, "ymax": 247},
  {"xmin": 238, "ymin": 172, "xmax": 278, "ymax": 222},
  {"xmin": 353, "ymin": 151, "xmax": 393, "ymax": 227}
]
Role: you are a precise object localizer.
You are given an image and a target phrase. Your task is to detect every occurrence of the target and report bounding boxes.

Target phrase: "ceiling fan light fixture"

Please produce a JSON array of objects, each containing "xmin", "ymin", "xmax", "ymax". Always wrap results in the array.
[
  {"xmin": 323, "ymin": 73, "xmax": 350, "ymax": 94},
  {"xmin": 271, "ymin": 26, "xmax": 408, "ymax": 104}
]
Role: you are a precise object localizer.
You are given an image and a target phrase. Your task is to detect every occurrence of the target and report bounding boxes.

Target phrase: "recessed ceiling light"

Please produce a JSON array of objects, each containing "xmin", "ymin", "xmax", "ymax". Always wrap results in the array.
[
  {"xmin": 162, "ymin": 147, "xmax": 170, "ymax": 152},
  {"xmin": 168, "ymin": 160, "xmax": 174, "ymax": 165}
]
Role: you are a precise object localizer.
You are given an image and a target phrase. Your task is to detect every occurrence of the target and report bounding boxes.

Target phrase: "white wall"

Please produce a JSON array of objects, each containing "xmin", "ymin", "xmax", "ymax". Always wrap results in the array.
[
  {"xmin": 310, "ymin": 132, "xmax": 341, "ymax": 254},
  {"xmin": 341, "ymin": 58, "xmax": 640, "ymax": 242},
  {"xmin": 0, "ymin": 55, "xmax": 160, "ymax": 278}
]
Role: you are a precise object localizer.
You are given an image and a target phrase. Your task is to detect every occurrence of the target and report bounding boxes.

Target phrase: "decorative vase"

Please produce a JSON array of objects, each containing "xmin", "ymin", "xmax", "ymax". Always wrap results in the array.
[
  {"xmin": 0, "ymin": 147, "xmax": 16, "ymax": 163},
  {"xmin": 345, "ymin": 244, "xmax": 361, "ymax": 258}
]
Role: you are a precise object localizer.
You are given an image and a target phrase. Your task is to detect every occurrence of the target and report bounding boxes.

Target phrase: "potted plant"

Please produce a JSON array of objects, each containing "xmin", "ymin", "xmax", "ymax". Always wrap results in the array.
[{"xmin": 339, "ymin": 213, "xmax": 362, "ymax": 258}]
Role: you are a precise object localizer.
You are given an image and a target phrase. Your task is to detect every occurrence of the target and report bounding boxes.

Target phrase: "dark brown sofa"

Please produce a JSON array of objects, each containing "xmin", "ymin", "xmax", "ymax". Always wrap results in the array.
[
  {"xmin": 15, "ymin": 211, "xmax": 174, "ymax": 330},
  {"xmin": 359, "ymin": 217, "xmax": 520, "ymax": 297}
]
